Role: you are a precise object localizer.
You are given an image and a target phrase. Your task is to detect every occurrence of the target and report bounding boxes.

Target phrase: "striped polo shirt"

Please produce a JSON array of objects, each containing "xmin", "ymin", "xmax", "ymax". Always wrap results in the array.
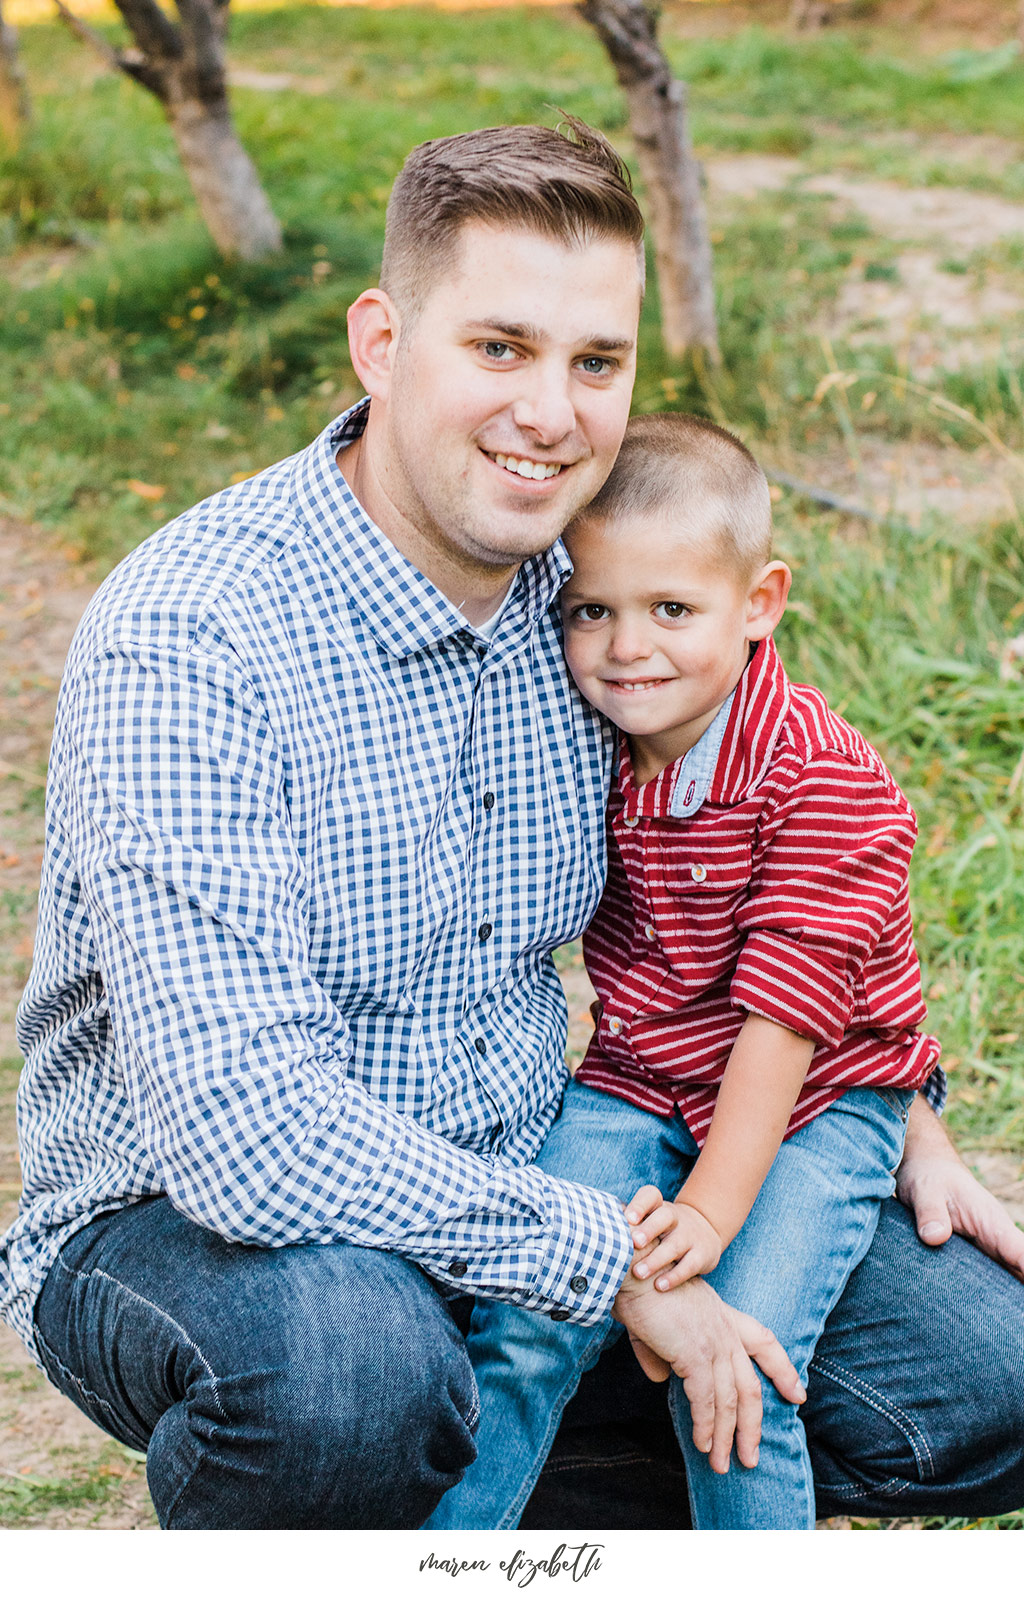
[{"xmin": 575, "ymin": 636, "xmax": 941, "ymax": 1143}]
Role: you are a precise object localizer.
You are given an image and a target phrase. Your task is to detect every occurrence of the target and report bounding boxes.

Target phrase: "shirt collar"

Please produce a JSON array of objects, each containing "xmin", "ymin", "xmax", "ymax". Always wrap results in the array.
[
  {"xmin": 614, "ymin": 636, "xmax": 791, "ymax": 816},
  {"xmin": 291, "ymin": 399, "xmax": 572, "ymax": 660},
  {"xmin": 708, "ymin": 635, "xmax": 791, "ymax": 803}
]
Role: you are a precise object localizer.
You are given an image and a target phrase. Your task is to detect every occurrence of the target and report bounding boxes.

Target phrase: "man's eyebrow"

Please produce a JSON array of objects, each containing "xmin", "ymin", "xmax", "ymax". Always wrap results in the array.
[{"xmin": 462, "ymin": 320, "xmax": 635, "ymax": 354}]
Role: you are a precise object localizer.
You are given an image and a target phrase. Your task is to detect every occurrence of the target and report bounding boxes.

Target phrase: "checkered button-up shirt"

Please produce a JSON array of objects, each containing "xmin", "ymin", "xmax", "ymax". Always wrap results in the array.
[{"xmin": 2, "ymin": 401, "xmax": 633, "ymax": 1358}]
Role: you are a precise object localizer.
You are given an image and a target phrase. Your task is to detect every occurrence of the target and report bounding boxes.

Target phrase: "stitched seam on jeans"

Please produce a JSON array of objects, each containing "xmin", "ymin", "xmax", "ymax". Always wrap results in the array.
[
  {"xmin": 52, "ymin": 1253, "xmax": 231, "ymax": 1426},
  {"xmin": 33, "ymin": 1323, "xmax": 124, "ymax": 1428},
  {"xmin": 808, "ymin": 1355, "xmax": 934, "ymax": 1479},
  {"xmin": 502, "ymin": 1321, "xmax": 614, "ymax": 1530},
  {"xmin": 814, "ymin": 1473, "xmax": 910, "ymax": 1504}
]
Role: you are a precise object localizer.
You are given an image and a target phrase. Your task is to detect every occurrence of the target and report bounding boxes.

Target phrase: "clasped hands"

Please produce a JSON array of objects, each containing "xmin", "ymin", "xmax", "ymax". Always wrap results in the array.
[{"xmin": 610, "ymin": 1183, "xmax": 804, "ymax": 1475}]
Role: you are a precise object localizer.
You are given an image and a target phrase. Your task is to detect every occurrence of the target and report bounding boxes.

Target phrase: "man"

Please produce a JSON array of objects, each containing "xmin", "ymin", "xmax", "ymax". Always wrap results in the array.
[{"xmin": 2, "ymin": 120, "xmax": 1023, "ymax": 1530}]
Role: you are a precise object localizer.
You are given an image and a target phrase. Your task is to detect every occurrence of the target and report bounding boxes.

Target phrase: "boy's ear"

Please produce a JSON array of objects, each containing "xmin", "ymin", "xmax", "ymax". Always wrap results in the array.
[
  {"xmin": 745, "ymin": 561, "xmax": 791, "ymax": 640},
  {"xmin": 346, "ymin": 288, "xmax": 401, "ymax": 403}
]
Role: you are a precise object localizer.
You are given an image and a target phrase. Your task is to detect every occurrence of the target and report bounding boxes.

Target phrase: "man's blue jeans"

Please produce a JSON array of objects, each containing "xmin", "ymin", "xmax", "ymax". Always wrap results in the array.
[
  {"xmin": 425, "ymin": 1080, "xmax": 913, "ymax": 1530},
  {"xmin": 32, "ymin": 1138, "xmax": 1024, "ymax": 1528}
]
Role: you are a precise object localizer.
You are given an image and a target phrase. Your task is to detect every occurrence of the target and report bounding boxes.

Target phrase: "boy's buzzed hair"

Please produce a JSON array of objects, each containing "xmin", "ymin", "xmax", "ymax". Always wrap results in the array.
[
  {"xmin": 577, "ymin": 412, "xmax": 773, "ymax": 576},
  {"xmin": 380, "ymin": 116, "xmax": 645, "ymax": 319}
]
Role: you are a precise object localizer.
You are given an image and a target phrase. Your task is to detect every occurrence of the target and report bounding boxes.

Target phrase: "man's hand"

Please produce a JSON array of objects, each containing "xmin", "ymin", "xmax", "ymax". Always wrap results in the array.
[
  {"xmin": 625, "ymin": 1184, "xmax": 723, "ymax": 1287},
  {"xmin": 612, "ymin": 1267, "xmax": 805, "ymax": 1475},
  {"xmin": 897, "ymin": 1096, "xmax": 1024, "ymax": 1282}
]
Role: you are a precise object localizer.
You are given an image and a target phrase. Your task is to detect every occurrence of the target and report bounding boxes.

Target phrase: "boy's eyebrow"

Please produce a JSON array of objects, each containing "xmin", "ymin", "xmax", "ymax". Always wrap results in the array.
[{"xmin": 462, "ymin": 319, "xmax": 635, "ymax": 355}]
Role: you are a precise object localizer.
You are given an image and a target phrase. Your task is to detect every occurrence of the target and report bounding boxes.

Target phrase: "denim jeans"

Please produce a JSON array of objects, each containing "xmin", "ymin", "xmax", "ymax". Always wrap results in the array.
[
  {"xmin": 32, "ymin": 1128, "xmax": 1024, "ymax": 1528},
  {"xmin": 425, "ymin": 1079, "xmax": 912, "ymax": 1530},
  {"xmin": 32, "ymin": 1197, "xmax": 479, "ymax": 1528}
]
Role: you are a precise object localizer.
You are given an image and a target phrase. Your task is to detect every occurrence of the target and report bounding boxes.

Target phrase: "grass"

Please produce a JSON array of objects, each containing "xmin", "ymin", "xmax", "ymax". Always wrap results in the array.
[
  {"xmin": 0, "ymin": 1443, "xmax": 149, "ymax": 1528},
  {"xmin": 0, "ymin": 2, "xmax": 1022, "ymax": 1531},
  {"xmin": 0, "ymin": 4, "xmax": 1020, "ymax": 1138}
]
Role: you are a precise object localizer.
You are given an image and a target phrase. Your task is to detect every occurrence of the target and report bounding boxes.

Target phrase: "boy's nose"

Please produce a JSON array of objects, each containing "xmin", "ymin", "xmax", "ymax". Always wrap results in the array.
[{"xmin": 607, "ymin": 621, "xmax": 651, "ymax": 663}]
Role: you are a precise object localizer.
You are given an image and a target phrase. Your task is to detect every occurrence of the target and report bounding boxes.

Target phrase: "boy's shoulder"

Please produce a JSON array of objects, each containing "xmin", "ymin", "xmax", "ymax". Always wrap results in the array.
[{"xmin": 772, "ymin": 670, "xmax": 912, "ymax": 814}]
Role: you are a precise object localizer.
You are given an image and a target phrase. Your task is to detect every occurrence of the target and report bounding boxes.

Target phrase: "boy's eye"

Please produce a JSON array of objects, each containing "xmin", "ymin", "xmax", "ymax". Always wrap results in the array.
[
  {"xmin": 571, "ymin": 603, "xmax": 610, "ymax": 623},
  {"xmin": 655, "ymin": 601, "xmax": 690, "ymax": 620}
]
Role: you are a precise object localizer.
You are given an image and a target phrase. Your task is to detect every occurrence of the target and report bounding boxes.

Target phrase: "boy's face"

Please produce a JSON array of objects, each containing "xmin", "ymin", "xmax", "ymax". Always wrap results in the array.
[{"xmin": 561, "ymin": 510, "xmax": 780, "ymax": 774}]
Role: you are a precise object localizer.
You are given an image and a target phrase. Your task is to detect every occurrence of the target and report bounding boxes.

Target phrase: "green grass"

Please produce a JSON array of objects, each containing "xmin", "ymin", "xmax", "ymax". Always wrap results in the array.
[
  {"xmin": 0, "ymin": 7, "xmax": 1020, "ymax": 1155},
  {"xmin": 0, "ymin": 1443, "xmax": 147, "ymax": 1528},
  {"xmin": 0, "ymin": 4, "xmax": 1021, "ymax": 1532}
]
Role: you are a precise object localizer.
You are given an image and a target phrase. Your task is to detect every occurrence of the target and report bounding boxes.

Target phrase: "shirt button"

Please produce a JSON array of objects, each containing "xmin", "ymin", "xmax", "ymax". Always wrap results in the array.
[
  {"xmin": 644, "ymin": 923, "xmax": 657, "ymax": 941},
  {"xmin": 474, "ymin": 1038, "xmax": 487, "ymax": 1055},
  {"xmin": 483, "ymin": 792, "xmax": 495, "ymax": 811},
  {"xmin": 623, "ymin": 814, "xmax": 639, "ymax": 829},
  {"xmin": 607, "ymin": 1016, "xmax": 624, "ymax": 1036},
  {"xmin": 550, "ymin": 1309, "xmax": 571, "ymax": 1322},
  {"xmin": 448, "ymin": 1259, "xmax": 468, "ymax": 1278},
  {"xmin": 478, "ymin": 922, "xmax": 492, "ymax": 942},
  {"xmin": 569, "ymin": 1274, "xmax": 589, "ymax": 1294},
  {"xmin": 690, "ymin": 863, "xmax": 708, "ymax": 883}
]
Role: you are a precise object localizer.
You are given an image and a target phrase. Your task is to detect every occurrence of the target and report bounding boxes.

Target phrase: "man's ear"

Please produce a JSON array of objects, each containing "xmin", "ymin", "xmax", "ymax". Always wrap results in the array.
[
  {"xmin": 745, "ymin": 560, "xmax": 792, "ymax": 640},
  {"xmin": 346, "ymin": 288, "xmax": 401, "ymax": 402}
]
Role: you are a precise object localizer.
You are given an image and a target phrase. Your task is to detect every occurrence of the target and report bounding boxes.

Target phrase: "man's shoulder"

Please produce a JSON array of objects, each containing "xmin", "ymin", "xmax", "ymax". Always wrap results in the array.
[{"xmin": 71, "ymin": 449, "xmax": 314, "ymax": 665}]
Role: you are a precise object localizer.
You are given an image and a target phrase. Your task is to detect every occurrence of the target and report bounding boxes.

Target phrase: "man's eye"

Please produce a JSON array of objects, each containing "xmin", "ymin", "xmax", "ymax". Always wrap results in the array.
[
  {"xmin": 482, "ymin": 342, "xmax": 515, "ymax": 362},
  {"xmin": 579, "ymin": 356, "xmax": 612, "ymax": 376},
  {"xmin": 656, "ymin": 602, "xmax": 690, "ymax": 619}
]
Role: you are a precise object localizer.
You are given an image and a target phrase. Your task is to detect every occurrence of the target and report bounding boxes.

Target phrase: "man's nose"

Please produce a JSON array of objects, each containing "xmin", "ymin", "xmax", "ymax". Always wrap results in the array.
[{"xmin": 511, "ymin": 365, "xmax": 576, "ymax": 445}]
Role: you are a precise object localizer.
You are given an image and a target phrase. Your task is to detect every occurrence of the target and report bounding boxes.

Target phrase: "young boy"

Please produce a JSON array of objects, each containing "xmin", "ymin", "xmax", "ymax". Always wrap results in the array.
[{"xmin": 424, "ymin": 412, "xmax": 940, "ymax": 1531}]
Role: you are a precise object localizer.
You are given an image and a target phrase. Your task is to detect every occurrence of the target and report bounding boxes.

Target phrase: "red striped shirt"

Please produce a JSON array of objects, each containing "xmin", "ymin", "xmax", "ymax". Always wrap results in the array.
[{"xmin": 575, "ymin": 636, "xmax": 940, "ymax": 1144}]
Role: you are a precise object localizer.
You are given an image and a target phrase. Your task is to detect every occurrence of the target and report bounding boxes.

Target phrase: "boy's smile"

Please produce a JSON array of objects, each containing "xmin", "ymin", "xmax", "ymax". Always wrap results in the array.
[{"xmin": 561, "ymin": 511, "xmax": 789, "ymax": 785}]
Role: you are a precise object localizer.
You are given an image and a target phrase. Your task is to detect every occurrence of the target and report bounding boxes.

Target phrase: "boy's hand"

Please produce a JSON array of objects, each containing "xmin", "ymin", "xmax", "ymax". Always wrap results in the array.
[{"xmin": 626, "ymin": 1185, "xmax": 723, "ymax": 1287}]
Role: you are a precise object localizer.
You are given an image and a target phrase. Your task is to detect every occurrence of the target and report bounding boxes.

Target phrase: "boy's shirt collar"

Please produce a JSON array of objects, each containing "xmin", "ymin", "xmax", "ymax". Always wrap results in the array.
[{"xmin": 615, "ymin": 636, "xmax": 792, "ymax": 816}]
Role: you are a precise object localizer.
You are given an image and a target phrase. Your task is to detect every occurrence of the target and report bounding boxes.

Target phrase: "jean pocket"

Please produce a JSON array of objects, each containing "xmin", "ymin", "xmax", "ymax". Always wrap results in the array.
[{"xmin": 876, "ymin": 1086, "xmax": 915, "ymax": 1122}]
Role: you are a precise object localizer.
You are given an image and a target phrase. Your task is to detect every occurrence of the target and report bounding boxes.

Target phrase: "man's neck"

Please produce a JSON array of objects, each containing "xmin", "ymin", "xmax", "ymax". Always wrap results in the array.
[{"xmin": 337, "ymin": 426, "xmax": 520, "ymax": 629}]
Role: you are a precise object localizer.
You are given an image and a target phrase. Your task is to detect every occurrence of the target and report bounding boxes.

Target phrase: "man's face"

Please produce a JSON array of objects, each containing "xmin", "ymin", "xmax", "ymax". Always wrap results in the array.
[{"xmin": 373, "ymin": 223, "xmax": 641, "ymax": 575}]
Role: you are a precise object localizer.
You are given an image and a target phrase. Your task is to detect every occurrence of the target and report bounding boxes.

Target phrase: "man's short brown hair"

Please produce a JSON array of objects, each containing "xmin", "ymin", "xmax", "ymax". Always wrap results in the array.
[
  {"xmin": 573, "ymin": 412, "xmax": 773, "ymax": 577},
  {"xmin": 380, "ymin": 116, "xmax": 645, "ymax": 317}
]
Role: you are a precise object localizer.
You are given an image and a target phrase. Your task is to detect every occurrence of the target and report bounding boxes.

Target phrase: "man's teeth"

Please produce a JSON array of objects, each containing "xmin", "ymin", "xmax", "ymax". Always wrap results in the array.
[{"xmin": 493, "ymin": 453, "xmax": 562, "ymax": 480}]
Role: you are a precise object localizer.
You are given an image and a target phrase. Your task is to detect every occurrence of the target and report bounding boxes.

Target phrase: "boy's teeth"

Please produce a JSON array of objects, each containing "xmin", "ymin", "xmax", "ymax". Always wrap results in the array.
[{"xmin": 493, "ymin": 453, "xmax": 562, "ymax": 480}]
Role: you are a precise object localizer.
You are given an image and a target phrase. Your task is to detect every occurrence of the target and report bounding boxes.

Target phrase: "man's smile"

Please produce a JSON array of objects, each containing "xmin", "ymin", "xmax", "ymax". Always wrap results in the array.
[{"xmin": 483, "ymin": 449, "xmax": 567, "ymax": 481}]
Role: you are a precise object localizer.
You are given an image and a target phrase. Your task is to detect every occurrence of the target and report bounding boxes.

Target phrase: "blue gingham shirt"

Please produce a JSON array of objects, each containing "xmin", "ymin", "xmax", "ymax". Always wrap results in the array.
[{"xmin": 2, "ymin": 401, "xmax": 634, "ymax": 1358}]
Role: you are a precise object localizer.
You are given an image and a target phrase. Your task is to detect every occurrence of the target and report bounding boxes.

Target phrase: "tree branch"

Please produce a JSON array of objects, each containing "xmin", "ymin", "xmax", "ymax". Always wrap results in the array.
[
  {"xmin": 113, "ymin": 0, "xmax": 182, "ymax": 63},
  {"xmin": 52, "ymin": 0, "xmax": 121, "ymax": 70}
]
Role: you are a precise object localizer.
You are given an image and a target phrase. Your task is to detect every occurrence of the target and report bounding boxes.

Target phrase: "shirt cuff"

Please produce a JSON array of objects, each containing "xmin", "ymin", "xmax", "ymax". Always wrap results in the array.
[
  {"xmin": 731, "ymin": 929, "xmax": 853, "ymax": 1049},
  {"xmin": 919, "ymin": 1064, "xmax": 947, "ymax": 1114},
  {"xmin": 412, "ymin": 1164, "xmax": 633, "ymax": 1327}
]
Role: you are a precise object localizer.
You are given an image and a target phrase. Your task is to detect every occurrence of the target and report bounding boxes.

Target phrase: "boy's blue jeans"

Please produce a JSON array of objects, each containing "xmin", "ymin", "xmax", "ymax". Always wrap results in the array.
[{"xmin": 425, "ymin": 1078, "xmax": 913, "ymax": 1531}]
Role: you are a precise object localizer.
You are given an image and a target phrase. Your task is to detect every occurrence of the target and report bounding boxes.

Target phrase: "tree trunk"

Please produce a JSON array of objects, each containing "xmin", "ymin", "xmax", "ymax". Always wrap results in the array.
[
  {"xmin": 579, "ymin": 0, "xmax": 720, "ymax": 364},
  {"xmin": 167, "ymin": 97, "xmax": 282, "ymax": 259},
  {"xmin": 57, "ymin": 0, "xmax": 282, "ymax": 260},
  {"xmin": 0, "ymin": 0, "xmax": 31, "ymax": 149}
]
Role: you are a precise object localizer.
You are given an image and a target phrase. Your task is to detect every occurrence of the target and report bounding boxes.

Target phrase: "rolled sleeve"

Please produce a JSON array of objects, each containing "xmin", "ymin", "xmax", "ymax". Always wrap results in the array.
[{"xmin": 731, "ymin": 756, "xmax": 917, "ymax": 1046}]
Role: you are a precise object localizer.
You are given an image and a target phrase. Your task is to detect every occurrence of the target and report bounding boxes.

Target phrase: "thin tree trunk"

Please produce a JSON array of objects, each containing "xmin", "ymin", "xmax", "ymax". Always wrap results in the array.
[
  {"xmin": 0, "ymin": 0, "xmax": 31, "ymax": 149},
  {"xmin": 167, "ymin": 97, "xmax": 282, "ymax": 259},
  {"xmin": 579, "ymin": 0, "xmax": 720, "ymax": 363},
  {"xmin": 56, "ymin": 0, "xmax": 282, "ymax": 260}
]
